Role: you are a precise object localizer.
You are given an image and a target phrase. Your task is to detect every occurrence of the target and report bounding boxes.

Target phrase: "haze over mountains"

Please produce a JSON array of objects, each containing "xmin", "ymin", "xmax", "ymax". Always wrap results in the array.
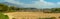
[{"xmin": 0, "ymin": 2, "xmax": 59, "ymax": 9}]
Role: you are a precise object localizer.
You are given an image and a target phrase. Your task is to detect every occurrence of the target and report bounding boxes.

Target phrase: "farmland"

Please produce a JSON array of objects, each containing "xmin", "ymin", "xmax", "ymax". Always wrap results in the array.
[{"xmin": 4, "ymin": 12, "xmax": 60, "ymax": 19}]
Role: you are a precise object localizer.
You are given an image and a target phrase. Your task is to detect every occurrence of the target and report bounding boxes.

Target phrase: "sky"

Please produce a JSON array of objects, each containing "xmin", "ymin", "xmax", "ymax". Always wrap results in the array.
[{"xmin": 0, "ymin": 0, "xmax": 60, "ymax": 9}]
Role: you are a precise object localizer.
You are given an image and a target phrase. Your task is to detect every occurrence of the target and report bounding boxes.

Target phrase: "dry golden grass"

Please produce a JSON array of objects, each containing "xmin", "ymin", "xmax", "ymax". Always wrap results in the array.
[{"xmin": 4, "ymin": 12, "xmax": 60, "ymax": 19}]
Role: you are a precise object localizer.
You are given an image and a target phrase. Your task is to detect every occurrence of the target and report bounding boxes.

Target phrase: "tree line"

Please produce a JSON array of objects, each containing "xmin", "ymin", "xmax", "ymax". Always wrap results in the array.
[
  {"xmin": 0, "ymin": 3, "xmax": 37, "ymax": 12},
  {"xmin": 0, "ymin": 3, "xmax": 20, "ymax": 12},
  {"xmin": 43, "ymin": 8, "xmax": 60, "ymax": 13},
  {"xmin": 0, "ymin": 3, "xmax": 60, "ymax": 13}
]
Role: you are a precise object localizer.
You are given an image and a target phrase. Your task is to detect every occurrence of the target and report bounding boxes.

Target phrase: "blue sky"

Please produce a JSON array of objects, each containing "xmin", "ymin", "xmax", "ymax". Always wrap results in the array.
[
  {"xmin": 0, "ymin": 0, "xmax": 60, "ymax": 8},
  {"xmin": 0, "ymin": 0, "xmax": 5, "ymax": 2},
  {"xmin": 45, "ymin": 0, "xmax": 60, "ymax": 3},
  {"xmin": 12, "ymin": 0, "xmax": 60, "ymax": 4},
  {"xmin": 15, "ymin": 0, "xmax": 39, "ymax": 4}
]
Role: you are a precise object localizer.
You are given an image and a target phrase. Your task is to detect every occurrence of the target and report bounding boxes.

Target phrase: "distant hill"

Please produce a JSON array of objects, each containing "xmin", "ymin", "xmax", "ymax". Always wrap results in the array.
[{"xmin": 0, "ymin": 2, "xmax": 23, "ymax": 8}]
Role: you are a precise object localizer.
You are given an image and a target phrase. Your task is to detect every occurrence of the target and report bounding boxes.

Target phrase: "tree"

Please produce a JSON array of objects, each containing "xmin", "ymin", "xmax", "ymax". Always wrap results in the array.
[
  {"xmin": 51, "ymin": 8, "xmax": 60, "ymax": 13},
  {"xmin": 0, "ymin": 3, "xmax": 8, "ymax": 12}
]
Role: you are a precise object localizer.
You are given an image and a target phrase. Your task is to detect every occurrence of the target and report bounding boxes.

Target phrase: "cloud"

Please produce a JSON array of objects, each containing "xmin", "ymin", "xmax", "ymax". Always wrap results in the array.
[
  {"xmin": 5, "ymin": 0, "xmax": 60, "ymax": 9},
  {"xmin": 37, "ymin": 0, "xmax": 57, "ymax": 8},
  {"xmin": 57, "ymin": 2, "xmax": 60, "ymax": 4},
  {"xmin": 5, "ymin": 0, "xmax": 24, "ymax": 5}
]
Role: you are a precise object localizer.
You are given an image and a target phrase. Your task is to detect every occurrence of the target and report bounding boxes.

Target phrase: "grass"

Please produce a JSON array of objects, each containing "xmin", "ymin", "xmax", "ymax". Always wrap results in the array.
[{"xmin": 0, "ymin": 12, "xmax": 9, "ymax": 19}]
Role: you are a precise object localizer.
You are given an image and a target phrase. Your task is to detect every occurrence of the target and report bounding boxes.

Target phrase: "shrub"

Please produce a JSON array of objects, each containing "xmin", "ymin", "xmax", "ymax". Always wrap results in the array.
[
  {"xmin": 38, "ymin": 17, "xmax": 56, "ymax": 19},
  {"xmin": 0, "ymin": 13, "xmax": 9, "ymax": 19}
]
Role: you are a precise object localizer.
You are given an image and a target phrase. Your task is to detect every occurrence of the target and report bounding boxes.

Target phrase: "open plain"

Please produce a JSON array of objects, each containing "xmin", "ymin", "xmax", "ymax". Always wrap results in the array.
[{"xmin": 4, "ymin": 12, "xmax": 60, "ymax": 19}]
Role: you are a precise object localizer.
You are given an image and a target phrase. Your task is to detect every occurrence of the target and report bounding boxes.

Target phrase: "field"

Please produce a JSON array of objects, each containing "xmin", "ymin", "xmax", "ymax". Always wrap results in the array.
[{"xmin": 4, "ymin": 12, "xmax": 60, "ymax": 19}]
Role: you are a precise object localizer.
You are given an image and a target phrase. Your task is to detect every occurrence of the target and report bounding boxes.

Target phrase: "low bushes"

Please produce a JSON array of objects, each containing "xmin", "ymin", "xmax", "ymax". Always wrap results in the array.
[
  {"xmin": 0, "ymin": 13, "xmax": 9, "ymax": 19},
  {"xmin": 38, "ymin": 17, "xmax": 56, "ymax": 19}
]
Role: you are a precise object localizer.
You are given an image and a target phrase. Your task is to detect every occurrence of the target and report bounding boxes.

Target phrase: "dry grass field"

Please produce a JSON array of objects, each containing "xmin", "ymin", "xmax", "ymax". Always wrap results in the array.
[{"xmin": 3, "ymin": 12, "xmax": 60, "ymax": 19}]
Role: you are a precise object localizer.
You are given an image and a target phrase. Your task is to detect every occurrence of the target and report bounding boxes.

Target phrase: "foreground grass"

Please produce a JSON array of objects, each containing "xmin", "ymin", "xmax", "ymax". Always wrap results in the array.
[{"xmin": 0, "ymin": 12, "xmax": 9, "ymax": 19}]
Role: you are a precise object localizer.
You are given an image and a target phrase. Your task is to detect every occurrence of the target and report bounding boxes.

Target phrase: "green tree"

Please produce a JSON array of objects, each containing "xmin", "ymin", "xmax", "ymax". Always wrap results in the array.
[
  {"xmin": 51, "ymin": 8, "xmax": 60, "ymax": 13},
  {"xmin": 8, "ymin": 6, "xmax": 17, "ymax": 12},
  {"xmin": 0, "ymin": 3, "xmax": 8, "ymax": 12}
]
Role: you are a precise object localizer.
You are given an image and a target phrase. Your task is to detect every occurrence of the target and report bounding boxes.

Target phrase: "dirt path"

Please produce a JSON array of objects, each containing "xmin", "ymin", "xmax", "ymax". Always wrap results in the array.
[{"xmin": 4, "ymin": 12, "xmax": 60, "ymax": 19}]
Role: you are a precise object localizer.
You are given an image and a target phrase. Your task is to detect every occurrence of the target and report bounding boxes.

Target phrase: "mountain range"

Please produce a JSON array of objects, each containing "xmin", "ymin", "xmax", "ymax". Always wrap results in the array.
[{"xmin": 0, "ymin": 2, "xmax": 23, "ymax": 8}]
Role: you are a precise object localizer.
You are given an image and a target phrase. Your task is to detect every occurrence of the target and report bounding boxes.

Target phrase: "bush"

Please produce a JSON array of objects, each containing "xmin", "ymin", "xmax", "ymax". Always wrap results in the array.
[
  {"xmin": 38, "ymin": 17, "xmax": 56, "ymax": 19},
  {"xmin": 0, "ymin": 13, "xmax": 9, "ymax": 19},
  {"xmin": 12, "ymin": 18, "xmax": 16, "ymax": 19}
]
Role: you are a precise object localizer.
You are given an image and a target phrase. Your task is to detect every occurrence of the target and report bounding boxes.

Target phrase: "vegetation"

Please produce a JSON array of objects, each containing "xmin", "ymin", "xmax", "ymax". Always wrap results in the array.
[
  {"xmin": 0, "ymin": 3, "xmax": 38, "ymax": 12},
  {"xmin": 38, "ymin": 17, "xmax": 56, "ymax": 19},
  {"xmin": 0, "ymin": 3, "xmax": 9, "ymax": 19},
  {"xmin": 51, "ymin": 8, "xmax": 60, "ymax": 13},
  {"xmin": 0, "ymin": 3, "xmax": 8, "ymax": 12},
  {"xmin": 43, "ymin": 8, "xmax": 60, "ymax": 13},
  {"xmin": 12, "ymin": 18, "xmax": 16, "ymax": 19},
  {"xmin": 0, "ymin": 13, "xmax": 9, "ymax": 19},
  {"xmin": 0, "ymin": 3, "xmax": 21, "ymax": 12},
  {"xmin": 0, "ymin": 3, "xmax": 60, "ymax": 13}
]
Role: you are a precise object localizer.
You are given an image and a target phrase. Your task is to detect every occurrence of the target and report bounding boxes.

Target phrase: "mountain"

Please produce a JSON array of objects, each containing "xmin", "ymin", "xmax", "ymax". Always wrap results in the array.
[
  {"xmin": 0, "ymin": 2, "xmax": 39, "ymax": 9},
  {"xmin": 0, "ymin": 2, "xmax": 23, "ymax": 8}
]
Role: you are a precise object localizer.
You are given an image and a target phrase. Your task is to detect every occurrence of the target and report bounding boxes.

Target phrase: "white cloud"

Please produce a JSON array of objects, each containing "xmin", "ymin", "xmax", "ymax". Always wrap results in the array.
[
  {"xmin": 57, "ymin": 2, "xmax": 60, "ymax": 4},
  {"xmin": 5, "ymin": 0, "xmax": 24, "ymax": 5},
  {"xmin": 40, "ymin": 0, "xmax": 55, "ymax": 6},
  {"xmin": 5, "ymin": 0, "xmax": 59, "ymax": 8}
]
